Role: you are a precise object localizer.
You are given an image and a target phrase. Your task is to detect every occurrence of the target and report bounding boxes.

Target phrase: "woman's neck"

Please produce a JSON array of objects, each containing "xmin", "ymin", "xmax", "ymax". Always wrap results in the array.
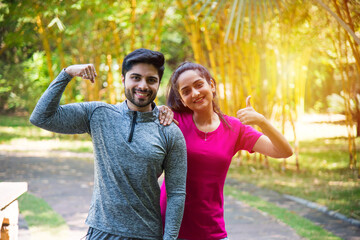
[{"xmin": 193, "ymin": 109, "xmax": 220, "ymax": 133}]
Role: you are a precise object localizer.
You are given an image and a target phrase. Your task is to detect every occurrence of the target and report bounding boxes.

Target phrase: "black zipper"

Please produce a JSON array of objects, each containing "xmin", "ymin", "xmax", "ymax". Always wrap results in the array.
[{"xmin": 128, "ymin": 111, "xmax": 137, "ymax": 142}]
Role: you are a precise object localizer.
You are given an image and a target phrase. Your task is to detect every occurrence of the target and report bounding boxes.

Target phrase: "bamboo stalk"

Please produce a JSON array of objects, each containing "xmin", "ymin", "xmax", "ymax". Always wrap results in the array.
[
  {"xmin": 94, "ymin": 54, "xmax": 101, "ymax": 101},
  {"xmin": 218, "ymin": 30, "xmax": 229, "ymax": 114},
  {"xmin": 110, "ymin": 20, "xmax": 125, "ymax": 101},
  {"xmin": 289, "ymin": 108, "xmax": 299, "ymax": 172},
  {"xmin": 56, "ymin": 34, "xmax": 73, "ymax": 104},
  {"xmin": 130, "ymin": 0, "xmax": 136, "ymax": 51},
  {"xmin": 229, "ymin": 42, "xmax": 237, "ymax": 115},
  {"xmin": 335, "ymin": 27, "xmax": 355, "ymax": 168},
  {"xmin": 36, "ymin": 15, "xmax": 54, "ymax": 82},
  {"xmin": 106, "ymin": 54, "xmax": 116, "ymax": 104}
]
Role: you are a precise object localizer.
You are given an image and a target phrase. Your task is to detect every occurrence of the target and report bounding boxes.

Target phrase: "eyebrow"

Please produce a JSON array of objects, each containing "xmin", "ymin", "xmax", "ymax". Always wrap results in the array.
[
  {"xmin": 148, "ymin": 76, "xmax": 159, "ymax": 81},
  {"xmin": 130, "ymin": 73, "xmax": 159, "ymax": 80},
  {"xmin": 180, "ymin": 79, "xmax": 203, "ymax": 91},
  {"xmin": 130, "ymin": 73, "xmax": 142, "ymax": 77}
]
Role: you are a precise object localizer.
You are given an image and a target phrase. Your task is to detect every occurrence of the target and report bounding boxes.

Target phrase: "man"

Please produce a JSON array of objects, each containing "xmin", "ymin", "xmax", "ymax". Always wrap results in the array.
[{"xmin": 30, "ymin": 48, "xmax": 187, "ymax": 240}]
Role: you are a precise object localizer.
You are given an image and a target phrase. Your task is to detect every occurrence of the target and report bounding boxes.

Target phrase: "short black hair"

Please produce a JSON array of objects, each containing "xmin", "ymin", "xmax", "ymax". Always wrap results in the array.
[{"xmin": 122, "ymin": 48, "xmax": 165, "ymax": 81}]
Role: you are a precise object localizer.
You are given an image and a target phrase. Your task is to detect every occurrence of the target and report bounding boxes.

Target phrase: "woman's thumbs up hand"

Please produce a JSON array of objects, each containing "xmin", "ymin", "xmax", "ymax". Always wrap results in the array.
[{"xmin": 236, "ymin": 96, "xmax": 265, "ymax": 126}]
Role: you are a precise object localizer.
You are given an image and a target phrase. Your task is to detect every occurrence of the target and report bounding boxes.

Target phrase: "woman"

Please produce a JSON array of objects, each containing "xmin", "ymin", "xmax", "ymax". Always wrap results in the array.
[{"xmin": 159, "ymin": 62, "xmax": 293, "ymax": 240}]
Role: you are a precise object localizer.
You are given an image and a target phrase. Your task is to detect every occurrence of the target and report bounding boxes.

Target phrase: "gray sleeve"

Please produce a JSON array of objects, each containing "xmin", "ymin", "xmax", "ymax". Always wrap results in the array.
[
  {"xmin": 29, "ymin": 70, "xmax": 91, "ymax": 134},
  {"xmin": 163, "ymin": 126, "xmax": 187, "ymax": 240}
]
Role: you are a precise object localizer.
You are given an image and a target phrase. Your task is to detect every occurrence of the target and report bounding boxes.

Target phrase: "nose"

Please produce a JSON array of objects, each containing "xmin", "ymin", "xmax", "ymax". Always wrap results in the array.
[
  {"xmin": 192, "ymin": 88, "xmax": 200, "ymax": 97},
  {"xmin": 137, "ymin": 78, "xmax": 148, "ymax": 90}
]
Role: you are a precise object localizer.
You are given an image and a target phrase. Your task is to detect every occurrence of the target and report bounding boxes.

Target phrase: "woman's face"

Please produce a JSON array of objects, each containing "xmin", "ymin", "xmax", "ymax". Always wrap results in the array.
[{"xmin": 176, "ymin": 70, "xmax": 215, "ymax": 112}]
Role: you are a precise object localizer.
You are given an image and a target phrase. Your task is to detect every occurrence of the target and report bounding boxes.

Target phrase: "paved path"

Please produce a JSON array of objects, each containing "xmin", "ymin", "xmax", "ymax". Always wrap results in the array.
[
  {"xmin": 1, "ymin": 151, "xmax": 359, "ymax": 239},
  {"xmin": 225, "ymin": 179, "xmax": 360, "ymax": 240}
]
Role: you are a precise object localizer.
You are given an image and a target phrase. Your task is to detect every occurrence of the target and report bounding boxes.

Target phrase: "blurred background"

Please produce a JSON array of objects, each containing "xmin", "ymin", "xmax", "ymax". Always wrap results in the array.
[{"xmin": 2, "ymin": 0, "xmax": 360, "ymax": 172}]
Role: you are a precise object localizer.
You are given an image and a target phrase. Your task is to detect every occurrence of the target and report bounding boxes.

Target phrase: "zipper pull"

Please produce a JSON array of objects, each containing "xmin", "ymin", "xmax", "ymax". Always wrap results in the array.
[{"xmin": 128, "ymin": 111, "xmax": 137, "ymax": 142}]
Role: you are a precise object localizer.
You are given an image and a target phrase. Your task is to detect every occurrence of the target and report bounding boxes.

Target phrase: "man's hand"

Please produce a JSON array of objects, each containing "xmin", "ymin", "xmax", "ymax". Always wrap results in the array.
[
  {"xmin": 65, "ymin": 64, "xmax": 97, "ymax": 83},
  {"xmin": 236, "ymin": 96, "xmax": 265, "ymax": 126}
]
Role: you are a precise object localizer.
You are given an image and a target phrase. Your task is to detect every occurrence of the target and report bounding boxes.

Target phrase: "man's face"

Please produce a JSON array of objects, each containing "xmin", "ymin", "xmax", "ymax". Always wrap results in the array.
[{"xmin": 122, "ymin": 63, "xmax": 160, "ymax": 112}]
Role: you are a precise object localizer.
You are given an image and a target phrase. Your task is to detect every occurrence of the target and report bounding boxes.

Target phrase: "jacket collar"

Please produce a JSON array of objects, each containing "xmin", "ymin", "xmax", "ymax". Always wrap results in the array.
[{"xmin": 119, "ymin": 101, "xmax": 159, "ymax": 122}]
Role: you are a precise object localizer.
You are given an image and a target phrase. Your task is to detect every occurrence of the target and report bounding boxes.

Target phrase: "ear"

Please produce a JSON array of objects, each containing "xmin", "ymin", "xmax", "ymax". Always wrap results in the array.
[
  {"xmin": 121, "ymin": 74, "xmax": 125, "ymax": 84},
  {"xmin": 210, "ymin": 79, "xmax": 216, "ymax": 93}
]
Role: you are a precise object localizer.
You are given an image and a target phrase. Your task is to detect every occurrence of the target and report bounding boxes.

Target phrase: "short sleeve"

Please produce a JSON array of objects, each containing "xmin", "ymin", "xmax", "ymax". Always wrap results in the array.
[{"xmin": 226, "ymin": 116, "xmax": 263, "ymax": 154}]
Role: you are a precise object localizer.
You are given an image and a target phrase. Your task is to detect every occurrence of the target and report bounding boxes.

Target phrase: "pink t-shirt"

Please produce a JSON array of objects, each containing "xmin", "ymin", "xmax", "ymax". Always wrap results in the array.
[{"xmin": 160, "ymin": 111, "xmax": 263, "ymax": 240}]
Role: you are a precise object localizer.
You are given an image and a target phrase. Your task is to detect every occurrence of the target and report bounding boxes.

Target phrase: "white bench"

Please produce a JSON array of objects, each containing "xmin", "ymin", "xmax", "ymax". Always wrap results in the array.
[{"xmin": 0, "ymin": 182, "xmax": 28, "ymax": 240}]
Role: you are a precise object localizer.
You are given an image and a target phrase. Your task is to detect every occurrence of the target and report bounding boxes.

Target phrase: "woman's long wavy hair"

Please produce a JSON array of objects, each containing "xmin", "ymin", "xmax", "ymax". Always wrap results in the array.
[{"xmin": 167, "ymin": 62, "xmax": 230, "ymax": 128}]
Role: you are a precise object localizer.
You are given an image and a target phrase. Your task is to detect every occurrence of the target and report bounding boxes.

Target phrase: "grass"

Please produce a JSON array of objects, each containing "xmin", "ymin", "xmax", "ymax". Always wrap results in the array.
[
  {"xmin": 0, "ymin": 114, "xmax": 33, "ymax": 127},
  {"xmin": 228, "ymin": 137, "xmax": 360, "ymax": 221},
  {"xmin": 224, "ymin": 185, "xmax": 341, "ymax": 240},
  {"xmin": 18, "ymin": 192, "xmax": 67, "ymax": 228},
  {"xmin": 18, "ymin": 192, "xmax": 70, "ymax": 238},
  {"xmin": 0, "ymin": 115, "xmax": 93, "ymax": 153}
]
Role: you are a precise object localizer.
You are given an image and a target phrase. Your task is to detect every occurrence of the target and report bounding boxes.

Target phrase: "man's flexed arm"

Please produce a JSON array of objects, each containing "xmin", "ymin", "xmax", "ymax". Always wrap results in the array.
[
  {"xmin": 64, "ymin": 64, "xmax": 97, "ymax": 83},
  {"xmin": 30, "ymin": 64, "xmax": 97, "ymax": 134}
]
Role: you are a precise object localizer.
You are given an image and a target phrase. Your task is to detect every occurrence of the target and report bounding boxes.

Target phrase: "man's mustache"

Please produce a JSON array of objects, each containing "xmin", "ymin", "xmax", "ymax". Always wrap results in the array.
[{"xmin": 133, "ymin": 88, "xmax": 152, "ymax": 94}]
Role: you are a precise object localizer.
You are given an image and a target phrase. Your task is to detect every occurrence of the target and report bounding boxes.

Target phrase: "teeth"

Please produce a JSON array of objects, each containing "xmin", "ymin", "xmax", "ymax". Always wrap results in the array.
[
  {"xmin": 194, "ymin": 97, "xmax": 203, "ymax": 103},
  {"xmin": 136, "ymin": 92, "xmax": 148, "ymax": 97}
]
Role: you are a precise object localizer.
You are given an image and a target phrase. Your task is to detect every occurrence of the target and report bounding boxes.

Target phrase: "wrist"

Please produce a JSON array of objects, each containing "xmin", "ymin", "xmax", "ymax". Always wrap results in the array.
[
  {"xmin": 63, "ymin": 67, "xmax": 74, "ymax": 77},
  {"xmin": 257, "ymin": 115, "xmax": 267, "ymax": 128}
]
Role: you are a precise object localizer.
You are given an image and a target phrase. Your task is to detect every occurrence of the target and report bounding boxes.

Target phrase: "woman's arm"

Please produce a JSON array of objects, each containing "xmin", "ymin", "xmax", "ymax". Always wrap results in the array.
[{"xmin": 236, "ymin": 96, "xmax": 293, "ymax": 158}]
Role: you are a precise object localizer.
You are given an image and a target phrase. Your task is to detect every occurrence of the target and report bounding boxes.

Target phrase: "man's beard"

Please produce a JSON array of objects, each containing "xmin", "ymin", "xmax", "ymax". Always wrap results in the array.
[{"xmin": 125, "ymin": 87, "xmax": 156, "ymax": 108}]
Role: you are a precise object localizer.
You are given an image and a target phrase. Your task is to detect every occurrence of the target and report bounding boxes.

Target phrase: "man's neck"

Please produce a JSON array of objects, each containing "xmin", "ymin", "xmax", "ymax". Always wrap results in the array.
[{"xmin": 125, "ymin": 100, "xmax": 153, "ymax": 112}]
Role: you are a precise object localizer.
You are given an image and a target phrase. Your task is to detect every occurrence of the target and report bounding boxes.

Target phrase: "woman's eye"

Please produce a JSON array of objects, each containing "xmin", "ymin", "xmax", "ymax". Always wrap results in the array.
[{"xmin": 182, "ymin": 90, "xmax": 190, "ymax": 96}]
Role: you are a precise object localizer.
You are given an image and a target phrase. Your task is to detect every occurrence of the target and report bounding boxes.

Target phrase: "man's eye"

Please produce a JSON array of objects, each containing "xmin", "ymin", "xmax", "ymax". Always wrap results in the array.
[
  {"xmin": 132, "ymin": 76, "xmax": 141, "ymax": 80},
  {"xmin": 196, "ymin": 83, "xmax": 203, "ymax": 88},
  {"xmin": 148, "ymin": 78, "xmax": 157, "ymax": 83}
]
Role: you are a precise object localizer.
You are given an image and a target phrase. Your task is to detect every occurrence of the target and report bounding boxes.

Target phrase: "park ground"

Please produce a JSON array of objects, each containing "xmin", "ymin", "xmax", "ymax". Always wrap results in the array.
[{"xmin": 0, "ymin": 113, "xmax": 359, "ymax": 240}]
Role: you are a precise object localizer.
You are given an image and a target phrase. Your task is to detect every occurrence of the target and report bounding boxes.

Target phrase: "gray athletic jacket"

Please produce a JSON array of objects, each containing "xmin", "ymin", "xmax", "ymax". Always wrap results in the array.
[{"xmin": 30, "ymin": 70, "xmax": 187, "ymax": 240}]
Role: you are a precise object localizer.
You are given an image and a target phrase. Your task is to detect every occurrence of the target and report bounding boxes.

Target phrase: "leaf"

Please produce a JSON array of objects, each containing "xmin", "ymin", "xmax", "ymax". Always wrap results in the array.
[
  {"xmin": 47, "ymin": 17, "xmax": 65, "ymax": 31},
  {"xmin": 225, "ymin": 0, "xmax": 239, "ymax": 42}
]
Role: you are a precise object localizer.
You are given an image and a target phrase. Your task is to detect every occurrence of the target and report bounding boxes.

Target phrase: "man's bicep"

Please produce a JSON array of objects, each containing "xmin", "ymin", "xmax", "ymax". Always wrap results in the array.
[{"xmin": 31, "ymin": 102, "xmax": 91, "ymax": 134}]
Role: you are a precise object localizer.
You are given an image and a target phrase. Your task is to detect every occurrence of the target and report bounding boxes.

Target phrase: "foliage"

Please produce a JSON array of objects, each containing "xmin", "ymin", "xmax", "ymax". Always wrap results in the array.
[
  {"xmin": 1, "ymin": 0, "xmax": 359, "ymax": 169},
  {"xmin": 0, "ymin": 0, "xmax": 193, "ymax": 111},
  {"xmin": 327, "ymin": 92, "xmax": 360, "ymax": 114},
  {"xmin": 1, "ymin": 0, "xmax": 358, "ymax": 116},
  {"xmin": 0, "ymin": 51, "xmax": 50, "ymax": 112},
  {"xmin": 174, "ymin": 0, "xmax": 359, "ymax": 170}
]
